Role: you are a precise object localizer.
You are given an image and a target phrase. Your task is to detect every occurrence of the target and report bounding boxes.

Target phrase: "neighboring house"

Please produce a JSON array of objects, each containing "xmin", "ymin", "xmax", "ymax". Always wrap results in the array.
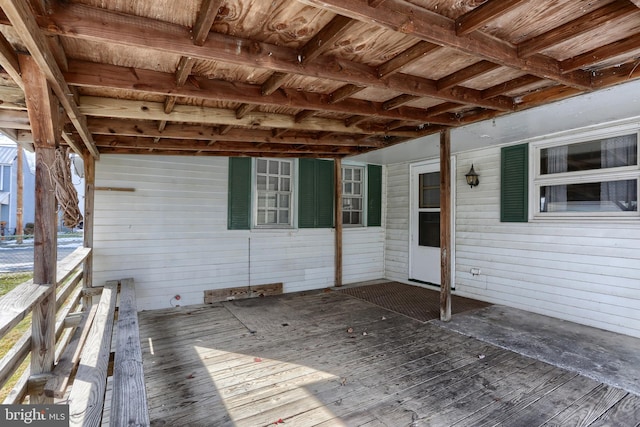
[
  {"xmin": 93, "ymin": 78, "xmax": 640, "ymax": 339},
  {"xmin": 0, "ymin": 144, "xmax": 35, "ymax": 237}
]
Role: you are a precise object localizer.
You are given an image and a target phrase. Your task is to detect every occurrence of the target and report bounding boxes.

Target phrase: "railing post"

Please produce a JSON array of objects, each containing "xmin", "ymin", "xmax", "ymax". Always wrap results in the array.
[
  {"xmin": 20, "ymin": 53, "xmax": 61, "ymax": 404},
  {"xmin": 83, "ymin": 152, "xmax": 95, "ymax": 308}
]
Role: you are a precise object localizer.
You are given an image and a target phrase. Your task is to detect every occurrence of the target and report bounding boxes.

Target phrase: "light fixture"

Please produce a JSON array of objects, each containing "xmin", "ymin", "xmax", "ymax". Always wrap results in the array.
[{"xmin": 465, "ymin": 164, "xmax": 479, "ymax": 188}]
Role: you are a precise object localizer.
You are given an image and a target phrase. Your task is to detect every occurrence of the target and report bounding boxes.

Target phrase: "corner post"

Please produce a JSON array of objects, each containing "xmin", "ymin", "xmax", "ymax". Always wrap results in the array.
[
  {"xmin": 20, "ymin": 53, "xmax": 61, "ymax": 403},
  {"xmin": 440, "ymin": 129, "xmax": 452, "ymax": 321},
  {"xmin": 83, "ymin": 151, "xmax": 95, "ymax": 306}
]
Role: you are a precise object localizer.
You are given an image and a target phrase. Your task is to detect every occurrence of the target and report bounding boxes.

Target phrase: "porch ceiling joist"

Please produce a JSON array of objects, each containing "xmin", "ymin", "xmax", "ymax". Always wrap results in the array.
[
  {"xmin": 64, "ymin": 61, "xmax": 463, "ymax": 126},
  {"xmin": 39, "ymin": 3, "xmax": 514, "ymax": 113},
  {"xmin": 295, "ymin": 0, "xmax": 593, "ymax": 90},
  {"xmin": 1, "ymin": 0, "xmax": 99, "ymax": 158},
  {"xmin": 77, "ymin": 96, "xmax": 428, "ymax": 138},
  {"xmin": 85, "ymin": 118, "xmax": 385, "ymax": 148},
  {"xmin": 91, "ymin": 135, "xmax": 362, "ymax": 155}
]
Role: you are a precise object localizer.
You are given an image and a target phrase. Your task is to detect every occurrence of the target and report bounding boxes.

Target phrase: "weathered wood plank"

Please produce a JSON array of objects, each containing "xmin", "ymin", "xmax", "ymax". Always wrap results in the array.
[
  {"xmin": 83, "ymin": 152, "xmax": 95, "ymax": 306},
  {"xmin": 0, "ymin": 283, "xmax": 53, "ymax": 338},
  {"xmin": 587, "ymin": 393, "xmax": 640, "ymax": 427},
  {"xmin": 68, "ymin": 281, "xmax": 118, "ymax": 427},
  {"xmin": 204, "ymin": 283, "xmax": 283, "ymax": 303},
  {"xmin": 45, "ymin": 304, "xmax": 98, "ymax": 398},
  {"xmin": 110, "ymin": 278, "xmax": 149, "ymax": 427},
  {"xmin": 540, "ymin": 384, "xmax": 629, "ymax": 427},
  {"xmin": 138, "ymin": 290, "xmax": 636, "ymax": 427}
]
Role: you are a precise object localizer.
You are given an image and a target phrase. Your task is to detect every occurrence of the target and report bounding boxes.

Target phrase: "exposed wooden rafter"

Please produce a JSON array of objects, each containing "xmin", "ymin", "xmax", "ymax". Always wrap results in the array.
[
  {"xmin": 42, "ymin": 3, "xmax": 514, "ymax": 112},
  {"xmin": 64, "ymin": 61, "xmax": 462, "ymax": 125},
  {"xmin": 77, "ymin": 96, "xmax": 422, "ymax": 138},
  {"xmin": 295, "ymin": 0, "xmax": 593, "ymax": 90},
  {"xmin": 0, "ymin": 0, "xmax": 635, "ymax": 159},
  {"xmin": 2, "ymin": 0, "xmax": 98, "ymax": 158}
]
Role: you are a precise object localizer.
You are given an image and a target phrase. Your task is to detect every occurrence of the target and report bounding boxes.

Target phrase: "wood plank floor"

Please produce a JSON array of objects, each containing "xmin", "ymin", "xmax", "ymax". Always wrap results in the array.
[{"xmin": 138, "ymin": 291, "xmax": 639, "ymax": 427}]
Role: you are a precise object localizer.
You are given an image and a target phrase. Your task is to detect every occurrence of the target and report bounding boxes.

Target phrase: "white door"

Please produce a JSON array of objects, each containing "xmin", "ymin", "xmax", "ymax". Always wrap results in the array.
[{"xmin": 410, "ymin": 161, "xmax": 441, "ymax": 285}]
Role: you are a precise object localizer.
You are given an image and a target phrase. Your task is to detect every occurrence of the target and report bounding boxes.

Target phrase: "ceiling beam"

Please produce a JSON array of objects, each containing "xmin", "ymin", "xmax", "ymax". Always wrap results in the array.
[
  {"xmin": 455, "ymin": 0, "xmax": 526, "ymax": 36},
  {"xmin": 92, "ymin": 135, "xmax": 359, "ymax": 155},
  {"xmin": 0, "ymin": 109, "xmax": 31, "ymax": 128},
  {"xmin": 517, "ymin": 2, "xmax": 639, "ymax": 58},
  {"xmin": 95, "ymin": 147, "xmax": 352, "ymax": 158},
  {"xmin": 85, "ymin": 117, "xmax": 383, "ymax": 147},
  {"xmin": 64, "ymin": 60, "xmax": 464, "ymax": 124},
  {"xmin": 43, "ymin": 3, "xmax": 514, "ymax": 111},
  {"xmin": 2, "ymin": 0, "xmax": 99, "ymax": 158},
  {"xmin": 77, "ymin": 96, "xmax": 422, "ymax": 137}
]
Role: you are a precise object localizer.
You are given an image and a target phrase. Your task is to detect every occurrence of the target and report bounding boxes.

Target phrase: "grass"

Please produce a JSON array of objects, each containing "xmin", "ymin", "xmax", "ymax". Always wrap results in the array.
[{"xmin": 0, "ymin": 272, "xmax": 33, "ymax": 402}]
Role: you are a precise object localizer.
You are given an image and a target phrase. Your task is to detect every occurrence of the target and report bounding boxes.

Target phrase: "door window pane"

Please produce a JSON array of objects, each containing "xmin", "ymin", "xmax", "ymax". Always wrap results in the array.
[
  {"xmin": 419, "ymin": 172, "xmax": 440, "ymax": 208},
  {"xmin": 418, "ymin": 212, "xmax": 440, "ymax": 247}
]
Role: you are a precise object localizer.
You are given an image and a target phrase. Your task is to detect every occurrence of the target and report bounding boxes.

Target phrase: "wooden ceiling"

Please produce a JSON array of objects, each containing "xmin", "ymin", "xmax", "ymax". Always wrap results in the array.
[{"xmin": 0, "ymin": 0, "xmax": 639, "ymax": 159}]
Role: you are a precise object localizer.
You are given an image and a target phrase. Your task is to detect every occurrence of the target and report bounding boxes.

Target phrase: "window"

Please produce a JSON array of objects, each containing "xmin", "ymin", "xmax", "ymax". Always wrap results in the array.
[
  {"xmin": 228, "ymin": 158, "xmax": 382, "ymax": 230},
  {"xmin": 342, "ymin": 166, "xmax": 364, "ymax": 225},
  {"xmin": 533, "ymin": 132, "xmax": 639, "ymax": 218},
  {"xmin": 255, "ymin": 158, "xmax": 293, "ymax": 227}
]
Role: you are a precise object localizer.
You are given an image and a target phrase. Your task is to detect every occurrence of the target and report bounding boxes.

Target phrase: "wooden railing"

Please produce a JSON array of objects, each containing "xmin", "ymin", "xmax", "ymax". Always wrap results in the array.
[
  {"xmin": 0, "ymin": 249, "xmax": 149, "ymax": 426},
  {"xmin": 0, "ymin": 246, "xmax": 92, "ymax": 403}
]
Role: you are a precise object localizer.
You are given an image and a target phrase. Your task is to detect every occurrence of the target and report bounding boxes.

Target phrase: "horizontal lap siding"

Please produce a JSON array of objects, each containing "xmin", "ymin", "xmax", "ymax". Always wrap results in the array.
[
  {"xmin": 384, "ymin": 163, "xmax": 409, "ymax": 282},
  {"xmin": 94, "ymin": 155, "xmax": 385, "ymax": 310},
  {"xmin": 454, "ymin": 147, "xmax": 640, "ymax": 338},
  {"xmin": 343, "ymin": 228, "xmax": 385, "ymax": 284}
]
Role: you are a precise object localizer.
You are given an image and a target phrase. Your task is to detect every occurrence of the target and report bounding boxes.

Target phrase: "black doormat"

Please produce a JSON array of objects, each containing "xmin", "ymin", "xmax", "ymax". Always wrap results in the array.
[{"xmin": 338, "ymin": 281, "xmax": 491, "ymax": 323}]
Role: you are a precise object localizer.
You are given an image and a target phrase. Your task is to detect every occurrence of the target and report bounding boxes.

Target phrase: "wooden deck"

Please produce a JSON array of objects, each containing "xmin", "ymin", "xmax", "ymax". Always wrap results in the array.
[{"xmin": 138, "ymin": 290, "xmax": 639, "ymax": 427}]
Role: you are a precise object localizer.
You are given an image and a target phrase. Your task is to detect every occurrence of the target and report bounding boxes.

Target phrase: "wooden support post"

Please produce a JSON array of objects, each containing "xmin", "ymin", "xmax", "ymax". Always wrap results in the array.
[
  {"xmin": 20, "ymin": 53, "xmax": 61, "ymax": 404},
  {"xmin": 439, "ymin": 129, "xmax": 452, "ymax": 321},
  {"xmin": 83, "ymin": 151, "xmax": 95, "ymax": 306},
  {"xmin": 334, "ymin": 158, "xmax": 343, "ymax": 287},
  {"xmin": 16, "ymin": 145, "xmax": 23, "ymax": 244}
]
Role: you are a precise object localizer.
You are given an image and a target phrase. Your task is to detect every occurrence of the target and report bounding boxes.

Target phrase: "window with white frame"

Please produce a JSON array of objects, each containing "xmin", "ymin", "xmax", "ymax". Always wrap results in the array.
[
  {"xmin": 533, "ymin": 132, "xmax": 639, "ymax": 217},
  {"xmin": 255, "ymin": 158, "xmax": 293, "ymax": 226},
  {"xmin": 342, "ymin": 165, "xmax": 364, "ymax": 226}
]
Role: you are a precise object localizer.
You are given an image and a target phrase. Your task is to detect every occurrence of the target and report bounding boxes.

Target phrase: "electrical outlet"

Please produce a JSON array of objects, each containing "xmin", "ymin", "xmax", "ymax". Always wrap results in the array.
[{"xmin": 470, "ymin": 268, "xmax": 481, "ymax": 276}]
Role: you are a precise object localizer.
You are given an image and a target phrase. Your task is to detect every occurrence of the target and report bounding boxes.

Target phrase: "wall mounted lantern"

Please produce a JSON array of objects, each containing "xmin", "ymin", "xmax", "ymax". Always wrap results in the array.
[{"xmin": 465, "ymin": 164, "xmax": 479, "ymax": 188}]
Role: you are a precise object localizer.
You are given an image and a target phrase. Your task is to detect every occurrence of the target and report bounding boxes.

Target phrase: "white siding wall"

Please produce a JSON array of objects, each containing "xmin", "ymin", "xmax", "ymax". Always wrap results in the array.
[
  {"xmin": 454, "ymin": 147, "xmax": 640, "ymax": 339},
  {"xmin": 93, "ymin": 155, "xmax": 384, "ymax": 310},
  {"xmin": 384, "ymin": 163, "xmax": 410, "ymax": 282}
]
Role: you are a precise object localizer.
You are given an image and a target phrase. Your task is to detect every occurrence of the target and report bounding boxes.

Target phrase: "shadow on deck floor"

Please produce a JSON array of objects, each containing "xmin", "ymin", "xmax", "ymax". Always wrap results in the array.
[{"xmin": 139, "ymin": 285, "xmax": 640, "ymax": 426}]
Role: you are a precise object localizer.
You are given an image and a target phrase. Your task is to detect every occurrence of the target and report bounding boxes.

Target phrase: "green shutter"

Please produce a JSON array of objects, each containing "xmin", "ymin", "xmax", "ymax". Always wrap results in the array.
[
  {"xmin": 298, "ymin": 159, "xmax": 334, "ymax": 228},
  {"xmin": 298, "ymin": 158, "xmax": 316, "ymax": 228},
  {"xmin": 501, "ymin": 144, "xmax": 529, "ymax": 222},
  {"xmin": 315, "ymin": 159, "xmax": 334, "ymax": 227},
  {"xmin": 367, "ymin": 164, "xmax": 382, "ymax": 226},
  {"xmin": 227, "ymin": 157, "xmax": 252, "ymax": 230}
]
